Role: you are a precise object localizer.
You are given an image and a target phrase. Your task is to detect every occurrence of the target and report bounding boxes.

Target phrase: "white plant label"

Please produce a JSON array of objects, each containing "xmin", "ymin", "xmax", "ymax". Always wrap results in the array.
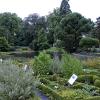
[{"xmin": 68, "ymin": 74, "xmax": 78, "ymax": 85}]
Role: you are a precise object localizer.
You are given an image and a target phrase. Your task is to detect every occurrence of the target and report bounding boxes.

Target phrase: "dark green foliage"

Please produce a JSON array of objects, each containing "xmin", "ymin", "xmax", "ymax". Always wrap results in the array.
[
  {"xmin": 0, "ymin": 12, "xmax": 22, "ymax": 45},
  {"xmin": 58, "ymin": 13, "xmax": 94, "ymax": 52},
  {"xmin": 53, "ymin": 39, "xmax": 64, "ymax": 48},
  {"xmin": 0, "ymin": 37, "xmax": 10, "ymax": 51},
  {"xmin": 30, "ymin": 28, "xmax": 49, "ymax": 51},
  {"xmin": 77, "ymin": 75, "xmax": 94, "ymax": 83},
  {"xmin": 22, "ymin": 14, "xmax": 47, "ymax": 47},
  {"xmin": 60, "ymin": 0, "xmax": 71, "ymax": 15},
  {"xmin": 92, "ymin": 17, "xmax": 100, "ymax": 41},
  {"xmin": 79, "ymin": 37, "xmax": 99, "ymax": 49},
  {"xmin": 40, "ymin": 78, "xmax": 51, "ymax": 85},
  {"xmin": 47, "ymin": 8, "xmax": 61, "ymax": 46}
]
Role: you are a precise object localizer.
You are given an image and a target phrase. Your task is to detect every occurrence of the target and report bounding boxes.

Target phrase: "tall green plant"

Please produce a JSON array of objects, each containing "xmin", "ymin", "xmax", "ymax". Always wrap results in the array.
[
  {"xmin": 61, "ymin": 53, "xmax": 83, "ymax": 77},
  {"xmin": 31, "ymin": 51, "xmax": 52, "ymax": 75}
]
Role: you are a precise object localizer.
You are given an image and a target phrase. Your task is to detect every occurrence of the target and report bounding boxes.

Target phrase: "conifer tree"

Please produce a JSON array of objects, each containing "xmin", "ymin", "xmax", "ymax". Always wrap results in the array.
[{"xmin": 60, "ymin": 0, "xmax": 71, "ymax": 15}]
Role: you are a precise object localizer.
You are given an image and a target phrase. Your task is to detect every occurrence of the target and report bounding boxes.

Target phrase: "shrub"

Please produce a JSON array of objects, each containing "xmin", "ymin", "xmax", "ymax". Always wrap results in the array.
[
  {"xmin": 79, "ymin": 37, "xmax": 99, "ymax": 51},
  {"xmin": 73, "ymin": 83, "xmax": 85, "ymax": 89},
  {"xmin": 94, "ymin": 80, "xmax": 100, "ymax": 88},
  {"xmin": 77, "ymin": 75, "xmax": 93, "ymax": 84},
  {"xmin": 38, "ymin": 84, "xmax": 64, "ymax": 100},
  {"xmin": 47, "ymin": 75, "xmax": 68, "ymax": 85},
  {"xmin": 40, "ymin": 78, "xmax": 51, "ymax": 85},
  {"xmin": 31, "ymin": 51, "xmax": 52, "ymax": 75},
  {"xmin": 61, "ymin": 53, "xmax": 83, "ymax": 77},
  {"xmin": 0, "ymin": 60, "xmax": 37, "ymax": 100},
  {"xmin": 0, "ymin": 37, "xmax": 10, "ymax": 51}
]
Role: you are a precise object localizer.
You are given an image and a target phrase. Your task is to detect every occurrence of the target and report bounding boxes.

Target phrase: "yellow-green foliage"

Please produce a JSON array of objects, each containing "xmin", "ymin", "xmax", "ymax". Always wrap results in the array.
[
  {"xmin": 85, "ymin": 96, "xmax": 100, "ymax": 100},
  {"xmin": 83, "ymin": 58, "xmax": 100, "ymax": 69},
  {"xmin": 58, "ymin": 88, "xmax": 90, "ymax": 100},
  {"xmin": 61, "ymin": 53, "xmax": 83, "ymax": 77},
  {"xmin": 94, "ymin": 80, "xmax": 100, "ymax": 88},
  {"xmin": 30, "ymin": 51, "xmax": 52, "ymax": 75}
]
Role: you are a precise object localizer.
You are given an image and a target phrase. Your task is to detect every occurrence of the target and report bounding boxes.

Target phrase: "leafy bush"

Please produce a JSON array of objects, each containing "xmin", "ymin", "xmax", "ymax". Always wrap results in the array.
[
  {"xmin": 61, "ymin": 53, "xmax": 83, "ymax": 77},
  {"xmin": 0, "ymin": 37, "xmax": 10, "ymax": 51},
  {"xmin": 31, "ymin": 51, "xmax": 83, "ymax": 77},
  {"xmin": 0, "ymin": 60, "xmax": 37, "ymax": 100},
  {"xmin": 79, "ymin": 37, "xmax": 99, "ymax": 50},
  {"xmin": 77, "ymin": 75, "xmax": 93, "ymax": 84},
  {"xmin": 40, "ymin": 78, "xmax": 51, "ymax": 85},
  {"xmin": 31, "ymin": 51, "xmax": 52, "ymax": 75}
]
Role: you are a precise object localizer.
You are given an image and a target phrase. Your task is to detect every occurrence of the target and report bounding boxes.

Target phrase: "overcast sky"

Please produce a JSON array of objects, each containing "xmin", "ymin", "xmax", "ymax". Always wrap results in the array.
[{"xmin": 0, "ymin": 0, "xmax": 99, "ymax": 21}]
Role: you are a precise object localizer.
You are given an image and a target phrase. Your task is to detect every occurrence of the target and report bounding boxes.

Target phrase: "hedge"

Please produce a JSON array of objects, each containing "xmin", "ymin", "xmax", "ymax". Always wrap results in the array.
[
  {"xmin": 37, "ymin": 84, "xmax": 64, "ymax": 100},
  {"xmin": 85, "ymin": 96, "xmax": 100, "ymax": 100}
]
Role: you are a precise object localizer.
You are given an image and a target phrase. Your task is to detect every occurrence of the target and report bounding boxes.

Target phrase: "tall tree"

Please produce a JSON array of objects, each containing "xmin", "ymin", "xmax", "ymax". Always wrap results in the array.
[
  {"xmin": 60, "ymin": 0, "xmax": 71, "ymax": 15},
  {"xmin": 30, "ymin": 28, "xmax": 49, "ymax": 51},
  {"xmin": 93, "ymin": 17, "xmax": 100, "ymax": 40},
  {"xmin": 0, "ymin": 12, "xmax": 22, "ymax": 45},
  {"xmin": 47, "ymin": 8, "xmax": 61, "ymax": 46},
  {"xmin": 22, "ymin": 13, "xmax": 47, "ymax": 46},
  {"xmin": 57, "ymin": 13, "xmax": 94, "ymax": 52}
]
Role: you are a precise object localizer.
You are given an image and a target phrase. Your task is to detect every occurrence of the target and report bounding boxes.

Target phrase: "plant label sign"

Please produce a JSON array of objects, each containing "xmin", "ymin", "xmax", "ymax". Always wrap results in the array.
[{"xmin": 68, "ymin": 74, "xmax": 78, "ymax": 85}]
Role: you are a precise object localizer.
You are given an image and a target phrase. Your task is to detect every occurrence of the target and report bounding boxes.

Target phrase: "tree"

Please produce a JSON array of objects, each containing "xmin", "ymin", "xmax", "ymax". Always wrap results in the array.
[
  {"xmin": 47, "ymin": 8, "xmax": 61, "ymax": 46},
  {"xmin": 93, "ymin": 17, "xmax": 100, "ymax": 41},
  {"xmin": 30, "ymin": 28, "xmax": 49, "ymax": 51},
  {"xmin": 57, "ymin": 13, "xmax": 94, "ymax": 52},
  {"xmin": 22, "ymin": 13, "xmax": 47, "ymax": 46},
  {"xmin": 60, "ymin": 0, "xmax": 71, "ymax": 15},
  {"xmin": 0, "ymin": 37, "xmax": 10, "ymax": 51},
  {"xmin": 47, "ymin": 0, "xmax": 71, "ymax": 47},
  {"xmin": 0, "ymin": 12, "xmax": 22, "ymax": 45}
]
